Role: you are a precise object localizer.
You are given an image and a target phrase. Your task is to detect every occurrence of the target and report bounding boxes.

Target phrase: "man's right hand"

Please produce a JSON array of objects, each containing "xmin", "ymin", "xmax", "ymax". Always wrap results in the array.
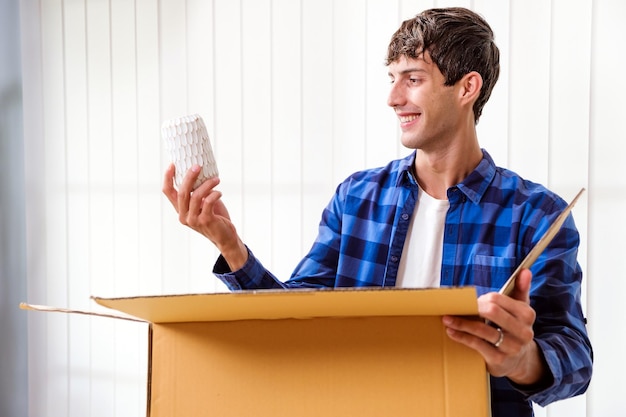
[{"xmin": 162, "ymin": 163, "xmax": 249, "ymax": 271}]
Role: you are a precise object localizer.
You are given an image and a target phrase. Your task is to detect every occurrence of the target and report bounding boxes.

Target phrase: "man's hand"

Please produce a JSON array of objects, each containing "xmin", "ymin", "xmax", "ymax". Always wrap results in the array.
[
  {"xmin": 162, "ymin": 163, "xmax": 248, "ymax": 271},
  {"xmin": 442, "ymin": 269, "xmax": 549, "ymax": 386}
]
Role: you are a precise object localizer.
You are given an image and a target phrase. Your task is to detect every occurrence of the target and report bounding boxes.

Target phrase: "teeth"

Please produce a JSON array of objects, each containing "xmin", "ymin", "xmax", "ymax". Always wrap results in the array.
[{"xmin": 399, "ymin": 114, "xmax": 418, "ymax": 123}]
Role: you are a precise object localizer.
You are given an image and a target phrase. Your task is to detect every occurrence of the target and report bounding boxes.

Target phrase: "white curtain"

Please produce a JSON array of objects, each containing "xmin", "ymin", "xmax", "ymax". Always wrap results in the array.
[{"xmin": 1, "ymin": 0, "xmax": 27, "ymax": 415}]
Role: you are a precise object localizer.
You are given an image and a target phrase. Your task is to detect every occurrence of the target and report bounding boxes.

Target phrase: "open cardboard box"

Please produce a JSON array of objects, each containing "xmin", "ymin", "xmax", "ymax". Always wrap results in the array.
[{"xmin": 23, "ymin": 286, "xmax": 491, "ymax": 416}]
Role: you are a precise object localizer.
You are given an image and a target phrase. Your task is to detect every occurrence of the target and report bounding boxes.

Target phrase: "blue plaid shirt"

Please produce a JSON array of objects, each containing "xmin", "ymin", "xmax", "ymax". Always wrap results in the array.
[{"xmin": 214, "ymin": 150, "xmax": 592, "ymax": 416}]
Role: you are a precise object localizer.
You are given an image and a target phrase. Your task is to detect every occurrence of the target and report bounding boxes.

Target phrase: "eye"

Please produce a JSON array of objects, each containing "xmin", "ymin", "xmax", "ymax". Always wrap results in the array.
[{"xmin": 409, "ymin": 77, "xmax": 421, "ymax": 85}]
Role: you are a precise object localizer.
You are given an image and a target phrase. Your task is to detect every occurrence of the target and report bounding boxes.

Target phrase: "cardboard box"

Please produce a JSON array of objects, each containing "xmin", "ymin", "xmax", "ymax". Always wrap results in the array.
[{"xmin": 25, "ymin": 287, "xmax": 491, "ymax": 416}]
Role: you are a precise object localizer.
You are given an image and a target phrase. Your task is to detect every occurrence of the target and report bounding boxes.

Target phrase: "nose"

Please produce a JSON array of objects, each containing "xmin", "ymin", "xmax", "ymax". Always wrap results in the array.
[{"xmin": 387, "ymin": 82, "xmax": 404, "ymax": 108}]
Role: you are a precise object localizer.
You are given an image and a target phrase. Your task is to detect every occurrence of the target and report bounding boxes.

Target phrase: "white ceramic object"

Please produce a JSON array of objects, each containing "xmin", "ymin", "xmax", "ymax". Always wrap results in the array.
[{"xmin": 161, "ymin": 114, "xmax": 218, "ymax": 189}]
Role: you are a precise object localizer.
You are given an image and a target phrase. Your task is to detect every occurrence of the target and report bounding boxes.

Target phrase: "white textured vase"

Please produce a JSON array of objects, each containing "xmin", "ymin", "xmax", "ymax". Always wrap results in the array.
[{"xmin": 161, "ymin": 114, "xmax": 219, "ymax": 190}]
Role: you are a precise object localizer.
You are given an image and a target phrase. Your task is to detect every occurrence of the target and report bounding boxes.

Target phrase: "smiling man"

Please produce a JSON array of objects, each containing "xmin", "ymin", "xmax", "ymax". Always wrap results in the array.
[{"xmin": 163, "ymin": 7, "xmax": 593, "ymax": 416}]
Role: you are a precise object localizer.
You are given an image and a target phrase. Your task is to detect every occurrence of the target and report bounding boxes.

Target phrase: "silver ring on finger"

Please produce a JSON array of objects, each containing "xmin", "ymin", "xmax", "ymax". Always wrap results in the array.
[{"xmin": 493, "ymin": 327, "xmax": 504, "ymax": 348}]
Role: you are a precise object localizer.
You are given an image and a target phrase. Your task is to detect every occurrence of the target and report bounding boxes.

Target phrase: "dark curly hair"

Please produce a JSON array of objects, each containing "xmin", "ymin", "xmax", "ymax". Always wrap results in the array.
[{"xmin": 386, "ymin": 8, "xmax": 500, "ymax": 123}]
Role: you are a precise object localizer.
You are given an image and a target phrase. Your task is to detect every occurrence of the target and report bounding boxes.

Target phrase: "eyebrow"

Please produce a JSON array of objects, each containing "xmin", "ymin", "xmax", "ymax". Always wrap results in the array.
[{"xmin": 387, "ymin": 68, "xmax": 428, "ymax": 77}]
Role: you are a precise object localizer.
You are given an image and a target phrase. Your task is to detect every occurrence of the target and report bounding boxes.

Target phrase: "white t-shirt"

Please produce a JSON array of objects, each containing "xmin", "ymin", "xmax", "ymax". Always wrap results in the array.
[{"xmin": 395, "ymin": 187, "xmax": 449, "ymax": 288}]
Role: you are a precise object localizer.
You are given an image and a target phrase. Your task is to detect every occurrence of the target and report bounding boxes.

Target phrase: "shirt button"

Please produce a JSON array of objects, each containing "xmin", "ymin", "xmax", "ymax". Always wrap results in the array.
[
  {"xmin": 391, "ymin": 256, "xmax": 399, "ymax": 263},
  {"xmin": 401, "ymin": 213, "xmax": 409, "ymax": 220}
]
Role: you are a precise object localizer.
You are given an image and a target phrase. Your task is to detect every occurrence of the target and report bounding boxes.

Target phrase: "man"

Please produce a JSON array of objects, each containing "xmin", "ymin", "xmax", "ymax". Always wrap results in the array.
[{"xmin": 163, "ymin": 7, "xmax": 592, "ymax": 416}]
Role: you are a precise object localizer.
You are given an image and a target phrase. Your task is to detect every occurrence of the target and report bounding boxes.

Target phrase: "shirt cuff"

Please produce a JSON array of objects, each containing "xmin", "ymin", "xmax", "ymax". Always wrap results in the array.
[
  {"xmin": 512, "ymin": 338, "xmax": 560, "ymax": 405},
  {"xmin": 212, "ymin": 246, "xmax": 284, "ymax": 290},
  {"xmin": 212, "ymin": 247, "xmax": 255, "ymax": 291}
]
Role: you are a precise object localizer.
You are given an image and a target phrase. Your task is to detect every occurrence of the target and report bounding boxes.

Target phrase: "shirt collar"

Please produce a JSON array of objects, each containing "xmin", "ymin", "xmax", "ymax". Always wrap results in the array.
[
  {"xmin": 397, "ymin": 149, "xmax": 496, "ymax": 204},
  {"xmin": 396, "ymin": 153, "xmax": 418, "ymax": 187},
  {"xmin": 456, "ymin": 149, "xmax": 496, "ymax": 204}
]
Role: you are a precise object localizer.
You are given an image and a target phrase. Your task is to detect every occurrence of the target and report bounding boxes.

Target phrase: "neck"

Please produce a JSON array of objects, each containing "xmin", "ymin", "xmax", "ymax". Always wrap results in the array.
[{"xmin": 413, "ymin": 140, "xmax": 483, "ymax": 200}]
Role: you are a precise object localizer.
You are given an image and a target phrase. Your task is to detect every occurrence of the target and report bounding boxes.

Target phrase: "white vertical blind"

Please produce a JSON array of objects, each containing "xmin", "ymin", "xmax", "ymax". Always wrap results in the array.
[
  {"xmin": 19, "ymin": 0, "xmax": 626, "ymax": 416},
  {"xmin": 270, "ymin": 0, "xmax": 303, "ymax": 276},
  {"xmin": 587, "ymin": 1, "xmax": 626, "ymax": 416}
]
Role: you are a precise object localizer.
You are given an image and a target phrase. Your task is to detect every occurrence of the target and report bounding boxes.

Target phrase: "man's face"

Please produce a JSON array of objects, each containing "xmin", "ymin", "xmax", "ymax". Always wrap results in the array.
[{"xmin": 387, "ymin": 54, "xmax": 461, "ymax": 151}]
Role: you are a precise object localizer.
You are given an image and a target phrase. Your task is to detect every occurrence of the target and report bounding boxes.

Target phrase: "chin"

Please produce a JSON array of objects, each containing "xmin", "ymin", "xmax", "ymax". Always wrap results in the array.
[{"xmin": 400, "ymin": 135, "xmax": 422, "ymax": 150}]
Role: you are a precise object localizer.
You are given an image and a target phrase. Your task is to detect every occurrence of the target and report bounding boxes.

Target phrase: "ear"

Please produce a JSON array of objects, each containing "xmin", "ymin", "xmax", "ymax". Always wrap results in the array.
[{"xmin": 458, "ymin": 71, "xmax": 483, "ymax": 106}]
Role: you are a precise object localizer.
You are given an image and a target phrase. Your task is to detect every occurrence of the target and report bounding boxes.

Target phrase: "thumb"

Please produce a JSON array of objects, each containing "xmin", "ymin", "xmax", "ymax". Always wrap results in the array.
[{"xmin": 510, "ymin": 268, "xmax": 532, "ymax": 303}]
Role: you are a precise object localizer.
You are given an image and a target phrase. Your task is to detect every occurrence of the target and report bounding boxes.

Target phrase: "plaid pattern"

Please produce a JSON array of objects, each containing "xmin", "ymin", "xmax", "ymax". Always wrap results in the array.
[{"xmin": 214, "ymin": 150, "xmax": 592, "ymax": 415}]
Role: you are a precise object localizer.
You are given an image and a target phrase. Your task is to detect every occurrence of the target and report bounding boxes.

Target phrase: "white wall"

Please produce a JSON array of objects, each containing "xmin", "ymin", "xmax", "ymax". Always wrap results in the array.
[{"xmin": 18, "ymin": 0, "xmax": 625, "ymax": 416}]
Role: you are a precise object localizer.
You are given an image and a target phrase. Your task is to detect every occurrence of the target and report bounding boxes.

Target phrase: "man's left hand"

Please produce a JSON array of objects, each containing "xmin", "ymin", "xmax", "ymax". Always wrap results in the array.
[{"xmin": 442, "ymin": 269, "xmax": 549, "ymax": 385}]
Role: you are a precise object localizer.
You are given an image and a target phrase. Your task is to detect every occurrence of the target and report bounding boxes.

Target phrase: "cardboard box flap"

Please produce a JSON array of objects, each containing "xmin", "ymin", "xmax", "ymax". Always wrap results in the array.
[
  {"xmin": 19, "ymin": 302, "xmax": 147, "ymax": 322},
  {"xmin": 93, "ymin": 286, "xmax": 478, "ymax": 324}
]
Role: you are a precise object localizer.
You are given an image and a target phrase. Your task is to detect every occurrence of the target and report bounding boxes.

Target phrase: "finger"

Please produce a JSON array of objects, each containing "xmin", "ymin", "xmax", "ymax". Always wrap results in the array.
[
  {"xmin": 177, "ymin": 166, "xmax": 202, "ymax": 224},
  {"xmin": 445, "ymin": 325, "xmax": 518, "ymax": 378},
  {"xmin": 193, "ymin": 175, "xmax": 220, "ymax": 195},
  {"xmin": 510, "ymin": 268, "xmax": 532, "ymax": 303},
  {"xmin": 188, "ymin": 177, "xmax": 221, "ymax": 221},
  {"xmin": 198, "ymin": 189, "xmax": 223, "ymax": 222},
  {"xmin": 445, "ymin": 326, "xmax": 505, "ymax": 354},
  {"xmin": 181, "ymin": 165, "xmax": 202, "ymax": 191},
  {"xmin": 443, "ymin": 316, "xmax": 511, "ymax": 359},
  {"xmin": 478, "ymin": 293, "xmax": 535, "ymax": 334},
  {"xmin": 162, "ymin": 163, "xmax": 179, "ymax": 211},
  {"xmin": 443, "ymin": 315, "xmax": 504, "ymax": 347},
  {"xmin": 477, "ymin": 298, "xmax": 536, "ymax": 353}
]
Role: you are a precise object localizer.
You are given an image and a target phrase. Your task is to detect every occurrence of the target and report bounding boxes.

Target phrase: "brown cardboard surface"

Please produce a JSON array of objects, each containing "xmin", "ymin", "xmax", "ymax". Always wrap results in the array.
[
  {"xmin": 19, "ymin": 302, "xmax": 145, "ymax": 322},
  {"xmin": 93, "ymin": 286, "xmax": 479, "ymax": 323},
  {"xmin": 92, "ymin": 287, "xmax": 490, "ymax": 417},
  {"xmin": 150, "ymin": 316, "xmax": 488, "ymax": 417}
]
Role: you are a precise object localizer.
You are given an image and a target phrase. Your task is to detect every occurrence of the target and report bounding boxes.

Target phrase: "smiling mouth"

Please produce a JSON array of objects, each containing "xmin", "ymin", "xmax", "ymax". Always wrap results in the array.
[{"xmin": 399, "ymin": 114, "xmax": 418, "ymax": 123}]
